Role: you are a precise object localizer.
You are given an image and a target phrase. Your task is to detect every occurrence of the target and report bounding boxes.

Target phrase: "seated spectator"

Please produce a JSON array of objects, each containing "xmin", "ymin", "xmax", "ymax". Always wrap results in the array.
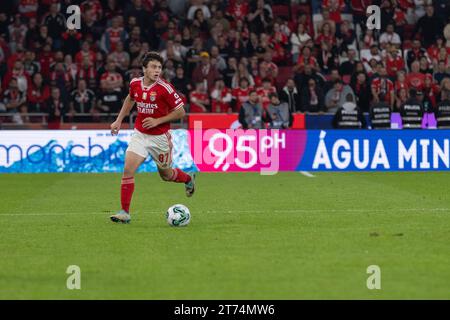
[
  {"xmin": 371, "ymin": 66, "xmax": 395, "ymax": 108},
  {"xmin": 317, "ymin": 41, "xmax": 338, "ymax": 75},
  {"xmin": 171, "ymin": 65, "xmax": 191, "ymax": 100},
  {"xmin": 434, "ymin": 60, "xmax": 450, "ymax": 84},
  {"xmin": 189, "ymin": 82, "xmax": 210, "ymax": 113},
  {"xmin": 336, "ymin": 20, "xmax": 356, "ymax": 54},
  {"xmin": 400, "ymin": 88, "xmax": 425, "ymax": 129},
  {"xmin": 406, "ymin": 40, "xmax": 428, "ymax": 70},
  {"xmin": 231, "ymin": 77, "xmax": 251, "ymax": 112},
  {"xmin": 192, "ymin": 51, "xmax": 220, "ymax": 93},
  {"xmin": 231, "ymin": 61, "xmax": 255, "ymax": 89},
  {"xmin": 325, "ymin": 79, "xmax": 356, "ymax": 113},
  {"xmin": 279, "ymin": 78, "xmax": 301, "ymax": 113},
  {"xmin": 267, "ymin": 93, "xmax": 292, "ymax": 129},
  {"xmin": 301, "ymin": 78, "xmax": 326, "ymax": 113},
  {"xmin": 96, "ymin": 84, "xmax": 123, "ymax": 114},
  {"xmin": 256, "ymin": 77, "xmax": 277, "ymax": 109},
  {"xmin": 27, "ymin": 72, "xmax": 49, "ymax": 113},
  {"xmin": 210, "ymin": 78, "xmax": 232, "ymax": 113},
  {"xmin": 332, "ymin": 93, "xmax": 366, "ymax": 129},
  {"xmin": 422, "ymin": 74, "xmax": 440, "ymax": 111},
  {"xmin": 239, "ymin": 89, "xmax": 268, "ymax": 129},
  {"xmin": 385, "ymin": 47, "xmax": 405, "ymax": 78},
  {"xmin": 395, "ymin": 87, "xmax": 409, "ymax": 112},
  {"xmin": 2, "ymin": 77, "xmax": 27, "ymax": 124},
  {"xmin": 69, "ymin": 79, "xmax": 96, "ymax": 115},
  {"xmin": 290, "ymin": 23, "xmax": 312, "ymax": 64},
  {"xmin": 406, "ymin": 60, "xmax": 426, "ymax": 90},
  {"xmin": 323, "ymin": 0, "xmax": 345, "ymax": 24},
  {"xmin": 379, "ymin": 23, "xmax": 402, "ymax": 49},
  {"xmin": 187, "ymin": 0, "xmax": 211, "ymax": 20},
  {"xmin": 46, "ymin": 87, "xmax": 66, "ymax": 129},
  {"xmin": 110, "ymin": 41, "xmax": 130, "ymax": 72},
  {"xmin": 100, "ymin": 59, "xmax": 124, "ymax": 93}
]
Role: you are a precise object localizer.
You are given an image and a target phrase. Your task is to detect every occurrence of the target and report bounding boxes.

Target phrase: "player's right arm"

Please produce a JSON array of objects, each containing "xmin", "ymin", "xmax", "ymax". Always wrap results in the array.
[{"xmin": 111, "ymin": 94, "xmax": 135, "ymax": 135}]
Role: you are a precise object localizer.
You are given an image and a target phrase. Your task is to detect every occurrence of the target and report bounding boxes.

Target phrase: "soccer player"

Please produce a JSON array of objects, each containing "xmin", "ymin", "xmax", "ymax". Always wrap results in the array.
[{"xmin": 109, "ymin": 51, "xmax": 195, "ymax": 224}]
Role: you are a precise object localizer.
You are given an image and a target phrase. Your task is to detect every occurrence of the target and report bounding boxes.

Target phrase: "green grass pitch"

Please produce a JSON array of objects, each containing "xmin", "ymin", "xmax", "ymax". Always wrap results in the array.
[{"xmin": 0, "ymin": 172, "xmax": 449, "ymax": 299}]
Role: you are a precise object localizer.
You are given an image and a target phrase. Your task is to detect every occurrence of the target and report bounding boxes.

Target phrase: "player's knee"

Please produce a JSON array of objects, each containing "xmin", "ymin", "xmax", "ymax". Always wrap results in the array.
[{"xmin": 123, "ymin": 167, "xmax": 135, "ymax": 177}]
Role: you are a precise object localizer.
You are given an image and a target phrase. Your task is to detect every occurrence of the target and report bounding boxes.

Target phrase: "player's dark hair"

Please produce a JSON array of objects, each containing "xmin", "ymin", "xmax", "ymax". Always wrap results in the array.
[{"xmin": 142, "ymin": 51, "xmax": 164, "ymax": 68}]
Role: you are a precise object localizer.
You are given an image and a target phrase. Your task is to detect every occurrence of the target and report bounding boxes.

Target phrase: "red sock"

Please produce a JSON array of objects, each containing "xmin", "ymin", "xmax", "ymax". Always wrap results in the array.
[
  {"xmin": 170, "ymin": 168, "xmax": 191, "ymax": 183},
  {"xmin": 121, "ymin": 177, "xmax": 135, "ymax": 213}
]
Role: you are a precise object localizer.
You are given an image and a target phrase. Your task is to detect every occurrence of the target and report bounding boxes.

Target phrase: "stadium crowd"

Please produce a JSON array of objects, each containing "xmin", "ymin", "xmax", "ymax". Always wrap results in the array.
[{"xmin": 0, "ymin": 0, "xmax": 449, "ymax": 129}]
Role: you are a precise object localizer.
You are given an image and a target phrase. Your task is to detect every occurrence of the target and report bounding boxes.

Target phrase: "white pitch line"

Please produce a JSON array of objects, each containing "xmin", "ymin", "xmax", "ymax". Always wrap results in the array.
[
  {"xmin": 300, "ymin": 171, "xmax": 315, "ymax": 178},
  {"xmin": 0, "ymin": 208, "xmax": 449, "ymax": 216}
]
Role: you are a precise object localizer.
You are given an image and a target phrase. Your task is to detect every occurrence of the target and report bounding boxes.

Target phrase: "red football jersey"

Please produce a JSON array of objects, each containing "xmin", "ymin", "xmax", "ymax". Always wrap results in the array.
[
  {"xmin": 232, "ymin": 87, "xmax": 251, "ymax": 112},
  {"xmin": 130, "ymin": 77, "xmax": 184, "ymax": 135}
]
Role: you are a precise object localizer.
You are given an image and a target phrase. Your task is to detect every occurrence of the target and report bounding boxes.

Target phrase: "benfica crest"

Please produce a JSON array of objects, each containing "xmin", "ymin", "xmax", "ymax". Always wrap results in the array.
[{"xmin": 149, "ymin": 91, "xmax": 157, "ymax": 102}]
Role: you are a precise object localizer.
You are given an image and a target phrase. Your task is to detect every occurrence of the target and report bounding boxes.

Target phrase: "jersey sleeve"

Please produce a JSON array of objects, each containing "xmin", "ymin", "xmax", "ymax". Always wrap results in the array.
[{"xmin": 167, "ymin": 84, "xmax": 185, "ymax": 112}]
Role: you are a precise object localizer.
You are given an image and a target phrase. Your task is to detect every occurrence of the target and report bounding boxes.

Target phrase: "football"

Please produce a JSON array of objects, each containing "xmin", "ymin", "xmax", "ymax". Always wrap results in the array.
[{"xmin": 166, "ymin": 204, "xmax": 191, "ymax": 227}]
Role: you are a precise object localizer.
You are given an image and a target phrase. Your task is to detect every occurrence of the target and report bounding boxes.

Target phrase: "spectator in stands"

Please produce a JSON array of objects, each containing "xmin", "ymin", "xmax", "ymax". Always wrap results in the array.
[
  {"xmin": 406, "ymin": 60, "xmax": 426, "ymax": 90},
  {"xmin": 100, "ymin": 58, "xmax": 124, "ymax": 93},
  {"xmin": 231, "ymin": 61, "xmax": 255, "ymax": 89},
  {"xmin": 434, "ymin": 60, "xmax": 450, "ymax": 84},
  {"xmin": 290, "ymin": 23, "xmax": 312, "ymax": 64},
  {"xmin": 210, "ymin": 78, "xmax": 232, "ymax": 113},
  {"xmin": 192, "ymin": 51, "xmax": 220, "ymax": 93},
  {"xmin": 385, "ymin": 47, "xmax": 405, "ymax": 78},
  {"xmin": 69, "ymin": 79, "xmax": 96, "ymax": 116},
  {"xmin": 414, "ymin": 5, "xmax": 444, "ymax": 48},
  {"xmin": 325, "ymin": 79, "xmax": 355, "ymax": 113},
  {"xmin": 42, "ymin": 4, "xmax": 66, "ymax": 50},
  {"xmin": 257, "ymin": 77, "xmax": 277, "ymax": 109},
  {"xmin": 232, "ymin": 77, "xmax": 251, "ymax": 112},
  {"xmin": 332, "ymin": 93, "xmax": 366, "ymax": 129},
  {"xmin": 406, "ymin": 40, "xmax": 427, "ymax": 70},
  {"xmin": 239, "ymin": 89, "xmax": 267, "ymax": 129},
  {"xmin": 395, "ymin": 87, "xmax": 409, "ymax": 112},
  {"xmin": 351, "ymin": 71, "xmax": 372, "ymax": 113},
  {"xmin": 46, "ymin": 86, "xmax": 66, "ymax": 129},
  {"xmin": 171, "ymin": 64, "xmax": 191, "ymax": 99},
  {"xmin": 189, "ymin": 81, "xmax": 210, "ymax": 113},
  {"xmin": 2, "ymin": 77, "xmax": 27, "ymax": 124},
  {"xmin": 267, "ymin": 92, "xmax": 292, "ymax": 129},
  {"xmin": 187, "ymin": 0, "xmax": 211, "ymax": 20},
  {"xmin": 8, "ymin": 14, "xmax": 27, "ymax": 54},
  {"xmin": 317, "ymin": 41, "xmax": 337, "ymax": 75},
  {"xmin": 336, "ymin": 20, "xmax": 356, "ymax": 54},
  {"xmin": 248, "ymin": 0, "xmax": 273, "ymax": 34},
  {"xmin": 279, "ymin": 78, "xmax": 301, "ymax": 113},
  {"xmin": 380, "ymin": 23, "xmax": 402, "ymax": 49},
  {"xmin": 340, "ymin": 49, "xmax": 358, "ymax": 76},
  {"xmin": 110, "ymin": 41, "xmax": 130, "ymax": 72},
  {"xmin": 96, "ymin": 82, "xmax": 123, "ymax": 115},
  {"xmin": 371, "ymin": 66, "xmax": 396, "ymax": 108},
  {"xmin": 422, "ymin": 73, "xmax": 440, "ymax": 111},
  {"xmin": 301, "ymin": 78, "xmax": 325, "ymax": 113},
  {"xmin": 27, "ymin": 72, "xmax": 49, "ymax": 113}
]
